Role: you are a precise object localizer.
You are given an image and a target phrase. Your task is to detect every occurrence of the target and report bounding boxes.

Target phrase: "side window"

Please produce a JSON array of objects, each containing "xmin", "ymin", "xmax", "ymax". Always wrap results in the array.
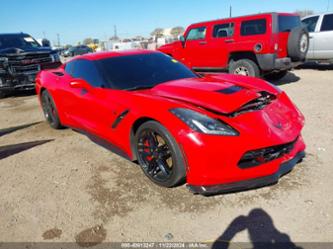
[
  {"xmin": 321, "ymin": 14, "xmax": 333, "ymax": 31},
  {"xmin": 213, "ymin": 23, "xmax": 234, "ymax": 38},
  {"xmin": 65, "ymin": 61, "xmax": 75, "ymax": 75},
  {"xmin": 186, "ymin": 27, "xmax": 206, "ymax": 40},
  {"xmin": 302, "ymin": 16, "xmax": 319, "ymax": 32},
  {"xmin": 71, "ymin": 59, "xmax": 105, "ymax": 87},
  {"xmin": 241, "ymin": 19, "xmax": 267, "ymax": 36}
]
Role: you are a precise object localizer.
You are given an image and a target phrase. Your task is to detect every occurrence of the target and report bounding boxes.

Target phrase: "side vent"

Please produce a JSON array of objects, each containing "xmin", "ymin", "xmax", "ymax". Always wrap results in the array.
[{"xmin": 52, "ymin": 72, "xmax": 64, "ymax": 76}]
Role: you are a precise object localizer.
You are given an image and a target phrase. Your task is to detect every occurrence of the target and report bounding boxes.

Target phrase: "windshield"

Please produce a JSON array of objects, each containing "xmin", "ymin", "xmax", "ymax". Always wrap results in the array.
[
  {"xmin": 278, "ymin": 15, "xmax": 301, "ymax": 32},
  {"xmin": 96, "ymin": 53, "xmax": 197, "ymax": 90},
  {"xmin": 0, "ymin": 34, "xmax": 41, "ymax": 50}
]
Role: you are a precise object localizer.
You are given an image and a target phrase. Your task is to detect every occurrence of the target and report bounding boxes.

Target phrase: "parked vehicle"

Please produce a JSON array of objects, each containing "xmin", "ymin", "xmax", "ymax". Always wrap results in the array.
[
  {"xmin": 63, "ymin": 45, "xmax": 93, "ymax": 57},
  {"xmin": 158, "ymin": 13, "xmax": 309, "ymax": 80},
  {"xmin": 302, "ymin": 12, "xmax": 333, "ymax": 63},
  {"xmin": 36, "ymin": 50, "xmax": 305, "ymax": 195},
  {"xmin": 0, "ymin": 33, "xmax": 61, "ymax": 97}
]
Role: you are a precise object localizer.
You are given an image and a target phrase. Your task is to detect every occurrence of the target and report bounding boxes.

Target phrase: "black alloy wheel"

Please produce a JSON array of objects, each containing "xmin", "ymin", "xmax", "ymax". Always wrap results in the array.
[
  {"xmin": 41, "ymin": 90, "xmax": 63, "ymax": 129},
  {"xmin": 135, "ymin": 121, "xmax": 186, "ymax": 187}
]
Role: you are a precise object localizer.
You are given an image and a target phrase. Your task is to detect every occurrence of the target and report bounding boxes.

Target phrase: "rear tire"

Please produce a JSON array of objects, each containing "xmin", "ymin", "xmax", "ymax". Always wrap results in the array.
[
  {"xmin": 41, "ymin": 90, "xmax": 64, "ymax": 129},
  {"xmin": 264, "ymin": 70, "xmax": 288, "ymax": 81},
  {"xmin": 134, "ymin": 121, "xmax": 186, "ymax": 188},
  {"xmin": 229, "ymin": 59, "xmax": 260, "ymax": 78}
]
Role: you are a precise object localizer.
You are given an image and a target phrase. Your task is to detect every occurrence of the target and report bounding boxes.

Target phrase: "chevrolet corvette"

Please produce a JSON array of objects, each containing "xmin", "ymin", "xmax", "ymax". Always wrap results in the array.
[{"xmin": 36, "ymin": 50, "xmax": 305, "ymax": 195}]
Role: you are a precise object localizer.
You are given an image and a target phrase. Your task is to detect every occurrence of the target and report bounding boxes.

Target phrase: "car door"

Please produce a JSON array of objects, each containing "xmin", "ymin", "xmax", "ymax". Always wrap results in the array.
[
  {"xmin": 208, "ymin": 22, "xmax": 235, "ymax": 68},
  {"xmin": 67, "ymin": 59, "xmax": 122, "ymax": 139},
  {"xmin": 182, "ymin": 26, "xmax": 216, "ymax": 68},
  {"xmin": 313, "ymin": 14, "xmax": 333, "ymax": 59},
  {"xmin": 302, "ymin": 15, "xmax": 320, "ymax": 59}
]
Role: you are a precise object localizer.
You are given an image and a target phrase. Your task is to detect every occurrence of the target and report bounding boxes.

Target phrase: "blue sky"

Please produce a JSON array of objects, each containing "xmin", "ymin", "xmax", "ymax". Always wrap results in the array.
[{"xmin": 1, "ymin": 0, "xmax": 331, "ymax": 45}]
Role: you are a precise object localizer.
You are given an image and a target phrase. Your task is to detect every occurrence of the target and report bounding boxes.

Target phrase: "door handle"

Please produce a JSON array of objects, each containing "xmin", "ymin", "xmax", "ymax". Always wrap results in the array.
[
  {"xmin": 225, "ymin": 39, "xmax": 234, "ymax": 43},
  {"xmin": 199, "ymin": 41, "xmax": 207, "ymax": 45}
]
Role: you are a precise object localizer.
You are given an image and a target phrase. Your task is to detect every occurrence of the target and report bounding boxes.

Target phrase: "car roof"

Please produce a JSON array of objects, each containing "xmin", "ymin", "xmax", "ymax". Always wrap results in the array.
[
  {"xmin": 70, "ymin": 49, "xmax": 159, "ymax": 61},
  {"xmin": 190, "ymin": 12, "xmax": 298, "ymax": 26},
  {"xmin": 302, "ymin": 11, "xmax": 333, "ymax": 20},
  {"xmin": 0, "ymin": 32, "xmax": 30, "ymax": 37}
]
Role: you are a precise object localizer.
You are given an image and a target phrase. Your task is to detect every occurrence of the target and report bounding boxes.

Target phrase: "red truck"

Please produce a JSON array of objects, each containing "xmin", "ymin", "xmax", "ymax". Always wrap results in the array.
[{"xmin": 159, "ymin": 13, "xmax": 309, "ymax": 80}]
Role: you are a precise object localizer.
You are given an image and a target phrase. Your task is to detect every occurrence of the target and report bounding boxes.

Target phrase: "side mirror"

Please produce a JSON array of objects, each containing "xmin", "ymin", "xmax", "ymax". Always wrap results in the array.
[
  {"xmin": 179, "ymin": 35, "xmax": 185, "ymax": 48},
  {"xmin": 41, "ymin": 39, "xmax": 51, "ymax": 47},
  {"xmin": 69, "ymin": 79, "xmax": 92, "ymax": 91}
]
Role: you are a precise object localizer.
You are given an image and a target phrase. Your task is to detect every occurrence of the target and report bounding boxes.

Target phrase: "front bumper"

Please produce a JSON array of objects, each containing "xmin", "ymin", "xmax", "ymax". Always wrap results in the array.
[
  {"xmin": 0, "ymin": 62, "xmax": 61, "ymax": 92},
  {"xmin": 187, "ymin": 151, "xmax": 305, "ymax": 196},
  {"xmin": 256, "ymin": 53, "xmax": 302, "ymax": 72}
]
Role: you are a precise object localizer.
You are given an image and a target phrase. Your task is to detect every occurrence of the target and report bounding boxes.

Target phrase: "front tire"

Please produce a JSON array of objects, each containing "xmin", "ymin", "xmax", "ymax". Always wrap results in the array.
[
  {"xmin": 41, "ymin": 90, "xmax": 64, "ymax": 129},
  {"xmin": 229, "ymin": 59, "xmax": 260, "ymax": 78},
  {"xmin": 134, "ymin": 121, "xmax": 186, "ymax": 188}
]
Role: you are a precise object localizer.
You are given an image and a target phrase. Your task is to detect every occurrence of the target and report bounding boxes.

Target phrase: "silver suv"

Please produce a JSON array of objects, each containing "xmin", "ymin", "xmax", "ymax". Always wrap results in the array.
[{"xmin": 302, "ymin": 12, "xmax": 333, "ymax": 63}]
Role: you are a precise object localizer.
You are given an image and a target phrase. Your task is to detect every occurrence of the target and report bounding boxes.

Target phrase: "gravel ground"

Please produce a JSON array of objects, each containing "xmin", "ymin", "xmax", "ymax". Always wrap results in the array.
[{"xmin": 0, "ymin": 67, "xmax": 332, "ymax": 246}]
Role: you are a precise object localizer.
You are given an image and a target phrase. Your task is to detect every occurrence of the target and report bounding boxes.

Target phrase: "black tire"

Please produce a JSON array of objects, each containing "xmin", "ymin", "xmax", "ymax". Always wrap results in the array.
[
  {"xmin": 264, "ymin": 70, "xmax": 288, "ymax": 81},
  {"xmin": 229, "ymin": 59, "xmax": 260, "ymax": 78},
  {"xmin": 134, "ymin": 121, "xmax": 186, "ymax": 188},
  {"xmin": 288, "ymin": 27, "xmax": 309, "ymax": 62},
  {"xmin": 41, "ymin": 90, "xmax": 64, "ymax": 129},
  {"xmin": 0, "ymin": 91, "xmax": 6, "ymax": 99}
]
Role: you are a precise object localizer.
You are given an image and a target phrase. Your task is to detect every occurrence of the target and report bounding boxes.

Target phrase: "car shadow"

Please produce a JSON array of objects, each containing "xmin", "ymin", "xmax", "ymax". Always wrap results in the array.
[
  {"xmin": 0, "ymin": 89, "xmax": 36, "ymax": 99},
  {"xmin": 0, "ymin": 139, "xmax": 53, "ymax": 160},
  {"xmin": 212, "ymin": 208, "xmax": 303, "ymax": 249},
  {"xmin": 267, "ymin": 72, "xmax": 301, "ymax": 86},
  {"xmin": 297, "ymin": 62, "xmax": 333, "ymax": 71},
  {"xmin": 0, "ymin": 122, "xmax": 42, "ymax": 137}
]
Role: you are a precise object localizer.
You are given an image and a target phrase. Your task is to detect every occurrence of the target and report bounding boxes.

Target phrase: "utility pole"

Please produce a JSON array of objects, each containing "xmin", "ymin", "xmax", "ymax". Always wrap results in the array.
[
  {"xmin": 114, "ymin": 25, "xmax": 118, "ymax": 39},
  {"xmin": 56, "ymin": 33, "xmax": 60, "ymax": 47},
  {"xmin": 229, "ymin": 5, "xmax": 232, "ymax": 17},
  {"xmin": 328, "ymin": 0, "xmax": 330, "ymax": 11}
]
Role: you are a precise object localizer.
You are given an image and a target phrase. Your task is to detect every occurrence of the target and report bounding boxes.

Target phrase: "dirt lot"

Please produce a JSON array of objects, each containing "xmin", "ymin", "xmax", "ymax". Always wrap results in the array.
[{"xmin": 0, "ymin": 67, "xmax": 332, "ymax": 246}]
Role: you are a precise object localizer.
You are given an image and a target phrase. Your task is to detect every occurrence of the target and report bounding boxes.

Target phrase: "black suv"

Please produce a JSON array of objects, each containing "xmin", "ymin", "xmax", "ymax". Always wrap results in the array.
[
  {"xmin": 63, "ymin": 45, "xmax": 93, "ymax": 57},
  {"xmin": 0, "ymin": 33, "xmax": 62, "ymax": 97}
]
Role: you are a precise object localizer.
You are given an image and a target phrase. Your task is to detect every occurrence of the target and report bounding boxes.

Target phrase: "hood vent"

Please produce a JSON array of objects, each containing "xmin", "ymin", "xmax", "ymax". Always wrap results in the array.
[{"xmin": 216, "ymin": 85, "xmax": 243, "ymax": 94}]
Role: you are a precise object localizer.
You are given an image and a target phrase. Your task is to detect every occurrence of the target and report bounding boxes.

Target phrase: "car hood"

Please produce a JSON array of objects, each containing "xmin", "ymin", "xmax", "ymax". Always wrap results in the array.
[{"xmin": 148, "ymin": 77, "xmax": 272, "ymax": 114}]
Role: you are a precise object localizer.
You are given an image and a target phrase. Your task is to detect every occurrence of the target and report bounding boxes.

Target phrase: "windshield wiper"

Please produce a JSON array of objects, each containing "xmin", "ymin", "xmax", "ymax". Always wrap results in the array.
[{"xmin": 126, "ymin": 85, "xmax": 155, "ymax": 91}]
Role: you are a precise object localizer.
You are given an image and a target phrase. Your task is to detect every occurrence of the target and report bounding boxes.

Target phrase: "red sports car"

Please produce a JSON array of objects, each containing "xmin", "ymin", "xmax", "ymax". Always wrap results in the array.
[{"xmin": 36, "ymin": 50, "xmax": 305, "ymax": 195}]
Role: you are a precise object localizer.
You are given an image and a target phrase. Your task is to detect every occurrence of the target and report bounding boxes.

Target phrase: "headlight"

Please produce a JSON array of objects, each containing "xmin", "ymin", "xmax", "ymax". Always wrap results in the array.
[
  {"xmin": 50, "ymin": 53, "xmax": 60, "ymax": 62},
  {"xmin": 170, "ymin": 108, "xmax": 239, "ymax": 136}
]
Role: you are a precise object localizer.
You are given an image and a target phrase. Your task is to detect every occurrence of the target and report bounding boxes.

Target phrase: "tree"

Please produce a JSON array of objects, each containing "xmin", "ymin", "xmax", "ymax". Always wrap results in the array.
[
  {"xmin": 150, "ymin": 28, "xmax": 164, "ymax": 38},
  {"xmin": 92, "ymin": 38, "xmax": 100, "ymax": 44},
  {"xmin": 83, "ymin": 38, "xmax": 93, "ymax": 45},
  {"xmin": 171, "ymin": 26, "xmax": 185, "ymax": 38},
  {"xmin": 295, "ymin": 10, "xmax": 314, "ymax": 18}
]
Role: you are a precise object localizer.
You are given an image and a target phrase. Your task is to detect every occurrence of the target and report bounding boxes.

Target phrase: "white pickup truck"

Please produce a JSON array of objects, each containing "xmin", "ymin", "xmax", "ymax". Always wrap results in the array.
[{"xmin": 302, "ymin": 12, "xmax": 333, "ymax": 63}]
